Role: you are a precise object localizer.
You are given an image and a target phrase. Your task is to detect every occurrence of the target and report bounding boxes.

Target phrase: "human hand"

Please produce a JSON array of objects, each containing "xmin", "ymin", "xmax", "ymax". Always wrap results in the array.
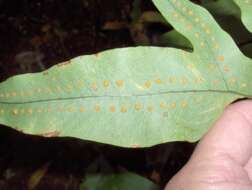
[{"xmin": 165, "ymin": 100, "xmax": 252, "ymax": 190}]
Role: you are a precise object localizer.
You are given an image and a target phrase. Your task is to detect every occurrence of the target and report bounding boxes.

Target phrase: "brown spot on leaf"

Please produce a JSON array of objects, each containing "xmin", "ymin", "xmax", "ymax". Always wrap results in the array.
[
  {"xmin": 131, "ymin": 144, "xmax": 141, "ymax": 148},
  {"xmin": 57, "ymin": 60, "xmax": 71, "ymax": 67},
  {"xmin": 144, "ymin": 81, "xmax": 151, "ymax": 88},
  {"xmin": 217, "ymin": 55, "xmax": 225, "ymax": 62},
  {"xmin": 147, "ymin": 106, "xmax": 153, "ymax": 112},
  {"xmin": 116, "ymin": 80, "xmax": 124, "ymax": 87},
  {"xmin": 14, "ymin": 127, "xmax": 23, "ymax": 133},
  {"xmin": 42, "ymin": 72, "xmax": 49, "ymax": 75},
  {"xmin": 42, "ymin": 131, "xmax": 60, "ymax": 137},
  {"xmin": 212, "ymin": 79, "xmax": 221, "ymax": 84},
  {"xmin": 155, "ymin": 79, "xmax": 162, "ymax": 84},
  {"xmin": 223, "ymin": 65, "xmax": 231, "ymax": 72},
  {"xmin": 181, "ymin": 101, "xmax": 188, "ymax": 108},
  {"xmin": 186, "ymin": 24, "xmax": 192, "ymax": 30},
  {"xmin": 160, "ymin": 102, "xmax": 166, "ymax": 109},
  {"xmin": 95, "ymin": 105, "xmax": 101, "ymax": 112},
  {"xmin": 80, "ymin": 106, "xmax": 86, "ymax": 113},
  {"xmin": 90, "ymin": 82, "xmax": 98, "ymax": 90},
  {"xmin": 163, "ymin": 112, "xmax": 169, "ymax": 117},
  {"xmin": 27, "ymin": 108, "xmax": 33, "ymax": 114},
  {"xmin": 120, "ymin": 106, "xmax": 127, "ymax": 113},
  {"xmin": 110, "ymin": 105, "xmax": 116, "ymax": 113},
  {"xmin": 171, "ymin": 102, "xmax": 176, "ymax": 109},
  {"xmin": 103, "ymin": 80, "xmax": 110, "ymax": 88},
  {"xmin": 135, "ymin": 103, "xmax": 142, "ymax": 111},
  {"xmin": 12, "ymin": 108, "xmax": 19, "ymax": 115}
]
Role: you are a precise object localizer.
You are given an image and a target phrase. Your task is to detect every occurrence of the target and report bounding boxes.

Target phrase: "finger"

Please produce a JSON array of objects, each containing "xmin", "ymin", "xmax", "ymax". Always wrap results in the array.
[{"xmin": 191, "ymin": 100, "xmax": 252, "ymax": 166}]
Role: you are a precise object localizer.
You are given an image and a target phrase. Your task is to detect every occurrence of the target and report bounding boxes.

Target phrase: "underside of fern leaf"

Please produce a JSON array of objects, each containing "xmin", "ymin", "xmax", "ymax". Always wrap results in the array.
[{"xmin": 0, "ymin": 0, "xmax": 252, "ymax": 147}]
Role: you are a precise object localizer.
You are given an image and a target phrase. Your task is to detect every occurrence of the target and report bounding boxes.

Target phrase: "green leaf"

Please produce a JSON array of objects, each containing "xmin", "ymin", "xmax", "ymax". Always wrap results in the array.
[
  {"xmin": 241, "ymin": 43, "xmax": 252, "ymax": 57},
  {"xmin": 233, "ymin": 0, "xmax": 252, "ymax": 32},
  {"xmin": 156, "ymin": 30, "xmax": 193, "ymax": 50},
  {"xmin": 202, "ymin": 0, "xmax": 240, "ymax": 18},
  {"xmin": 80, "ymin": 172, "xmax": 158, "ymax": 190},
  {"xmin": 200, "ymin": 0, "xmax": 252, "ymax": 46},
  {"xmin": 0, "ymin": 0, "xmax": 252, "ymax": 147}
]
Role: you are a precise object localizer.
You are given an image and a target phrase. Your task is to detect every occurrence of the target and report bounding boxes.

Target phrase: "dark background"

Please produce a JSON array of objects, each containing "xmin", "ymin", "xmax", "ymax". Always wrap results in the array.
[{"xmin": 0, "ymin": 0, "xmax": 251, "ymax": 189}]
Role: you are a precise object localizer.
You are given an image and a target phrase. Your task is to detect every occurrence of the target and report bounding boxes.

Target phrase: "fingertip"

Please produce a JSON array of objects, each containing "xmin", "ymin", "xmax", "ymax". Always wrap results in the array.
[
  {"xmin": 226, "ymin": 99, "xmax": 252, "ymax": 123},
  {"xmin": 191, "ymin": 100, "xmax": 252, "ymax": 165}
]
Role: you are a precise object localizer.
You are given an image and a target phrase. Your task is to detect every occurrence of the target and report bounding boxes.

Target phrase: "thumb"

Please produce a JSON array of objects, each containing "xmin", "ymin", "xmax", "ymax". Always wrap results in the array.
[
  {"xmin": 192, "ymin": 99, "xmax": 252, "ymax": 165},
  {"xmin": 165, "ymin": 100, "xmax": 252, "ymax": 190}
]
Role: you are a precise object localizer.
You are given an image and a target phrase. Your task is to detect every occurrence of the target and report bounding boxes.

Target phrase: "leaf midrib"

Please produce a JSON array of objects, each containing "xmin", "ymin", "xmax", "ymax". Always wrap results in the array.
[{"xmin": 0, "ymin": 89, "xmax": 249, "ymax": 105}]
